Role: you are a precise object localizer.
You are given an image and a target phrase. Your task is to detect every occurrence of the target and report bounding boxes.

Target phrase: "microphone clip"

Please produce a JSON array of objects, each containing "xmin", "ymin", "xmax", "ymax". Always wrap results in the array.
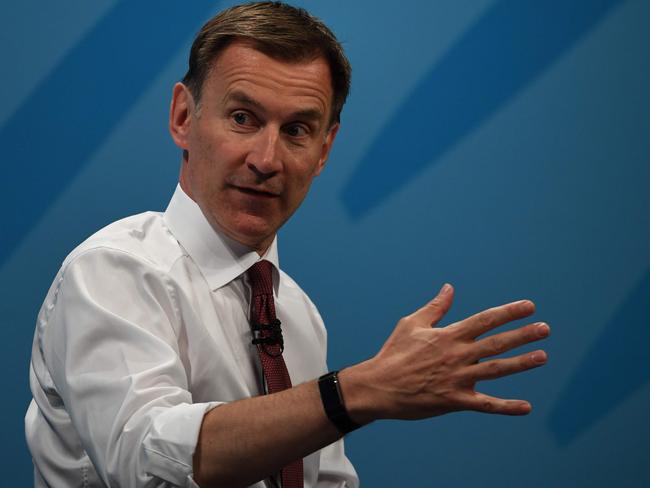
[{"xmin": 251, "ymin": 318, "xmax": 284, "ymax": 356}]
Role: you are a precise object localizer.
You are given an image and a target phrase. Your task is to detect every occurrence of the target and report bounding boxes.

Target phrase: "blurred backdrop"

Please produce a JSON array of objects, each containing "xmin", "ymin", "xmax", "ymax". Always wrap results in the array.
[{"xmin": 2, "ymin": 0, "xmax": 649, "ymax": 485}]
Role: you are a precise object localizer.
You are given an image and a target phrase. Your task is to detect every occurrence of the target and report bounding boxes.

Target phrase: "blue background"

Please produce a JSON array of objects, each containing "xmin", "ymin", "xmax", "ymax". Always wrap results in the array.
[{"xmin": 2, "ymin": 0, "xmax": 649, "ymax": 485}]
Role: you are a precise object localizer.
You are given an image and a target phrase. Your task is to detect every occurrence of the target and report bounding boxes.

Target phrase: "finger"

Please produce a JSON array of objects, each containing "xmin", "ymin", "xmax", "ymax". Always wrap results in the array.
[
  {"xmin": 412, "ymin": 283, "xmax": 454, "ymax": 327},
  {"xmin": 455, "ymin": 299, "xmax": 535, "ymax": 339},
  {"xmin": 463, "ymin": 392, "xmax": 532, "ymax": 416},
  {"xmin": 470, "ymin": 322, "xmax": 550, "ymax": 361},
  {"xmin": 463, "ymin": 349, "xmax": 548, "ymax": 381}
]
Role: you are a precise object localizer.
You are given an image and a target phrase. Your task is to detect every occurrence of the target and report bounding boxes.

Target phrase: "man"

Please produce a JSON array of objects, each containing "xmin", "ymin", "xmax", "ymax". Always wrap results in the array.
[{"xmin": 26, "ymin": 3, "xmax": 549, "ymax": 487}]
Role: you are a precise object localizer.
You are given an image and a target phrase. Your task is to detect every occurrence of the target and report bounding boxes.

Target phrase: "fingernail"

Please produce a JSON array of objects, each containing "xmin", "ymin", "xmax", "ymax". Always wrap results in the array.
[
  {"xmin": 536, "ymin": 323, "xmax": 550, "ymax": 337},
  {"xmin": 439, "ymin": 283, "xmax": 451, "ymax": 295},
  {"xmin": 532, "ymin": 351, "xmax": 547, "ymax": 364}
]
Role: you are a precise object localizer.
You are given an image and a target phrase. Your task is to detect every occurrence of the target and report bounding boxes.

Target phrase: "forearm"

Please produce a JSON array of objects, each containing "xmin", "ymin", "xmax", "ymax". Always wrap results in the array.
[
  {"xmin": 192, "ymin": 351, "xmax": 431, "ymax": 487},
  {"xmin": 193, "ymin": 378, "xmax": 349, "ymax": 487}
]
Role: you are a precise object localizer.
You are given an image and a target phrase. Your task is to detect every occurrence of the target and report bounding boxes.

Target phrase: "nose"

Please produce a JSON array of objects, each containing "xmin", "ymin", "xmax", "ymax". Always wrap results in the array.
[{"xmin": 246, "ymin": 126, "xmax": 282, "ymax": 179}]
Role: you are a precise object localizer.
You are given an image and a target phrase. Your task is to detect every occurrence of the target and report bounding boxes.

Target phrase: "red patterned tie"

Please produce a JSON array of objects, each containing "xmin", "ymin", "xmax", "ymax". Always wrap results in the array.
[{"xmin": 247, "ymin": 260, "xmax": 303, "ymax": 487}]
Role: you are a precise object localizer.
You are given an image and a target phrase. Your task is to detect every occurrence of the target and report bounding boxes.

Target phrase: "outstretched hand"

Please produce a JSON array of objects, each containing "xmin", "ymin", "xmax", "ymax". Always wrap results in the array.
[
  {"xmin": 193, "ymin": 283, "xmax": 548, "ymax": 485},
  {"xmin": 343, "ymin": 284, "xmax": 549, "ymax": 423}
]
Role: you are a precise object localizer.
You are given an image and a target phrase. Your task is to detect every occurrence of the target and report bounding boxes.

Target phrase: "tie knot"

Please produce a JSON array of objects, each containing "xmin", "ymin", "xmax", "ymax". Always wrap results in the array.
[{"xmin": 247, "ymin": 260, "xmax": 274, "ymax": 297}]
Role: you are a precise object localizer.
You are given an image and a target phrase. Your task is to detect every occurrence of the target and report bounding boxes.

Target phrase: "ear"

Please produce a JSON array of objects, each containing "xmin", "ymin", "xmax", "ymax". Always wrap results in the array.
[
  {"xmin": 169, "ymin": 82, "xmax": 195, "ymax": 150},
  {"xmin": 314, "ymin": 122, "xmax": 339, "ymax": 176}
]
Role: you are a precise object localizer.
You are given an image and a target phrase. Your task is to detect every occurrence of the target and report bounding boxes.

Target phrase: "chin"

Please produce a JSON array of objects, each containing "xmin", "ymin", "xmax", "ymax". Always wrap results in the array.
[{"xmin": 224, "ymin": 216, "xmax": 278, "ymax": 249}]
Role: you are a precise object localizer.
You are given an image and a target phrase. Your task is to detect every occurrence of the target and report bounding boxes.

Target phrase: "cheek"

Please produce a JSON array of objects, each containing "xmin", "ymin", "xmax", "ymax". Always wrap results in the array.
[
  {"xmin": 286, "ymin": 167, "xmax": 319, "ymax": 205},
  {"xmin": 191, "ymin": 140, "xmax": 235, "ymax": 185}
]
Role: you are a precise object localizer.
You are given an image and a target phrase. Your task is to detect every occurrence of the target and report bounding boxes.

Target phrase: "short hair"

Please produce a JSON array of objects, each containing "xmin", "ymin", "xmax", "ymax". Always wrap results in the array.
[{"xmin": 182, "ymin": 1, "xmax": 351, "ymax": 126}]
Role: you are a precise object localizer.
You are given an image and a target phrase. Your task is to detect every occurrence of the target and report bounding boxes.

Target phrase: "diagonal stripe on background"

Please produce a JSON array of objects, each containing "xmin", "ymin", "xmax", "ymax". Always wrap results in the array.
[
  {"xmin": 0, "ymin": 0, "xmax": 219, "ymax": 267},
  {"xmin": 341, "ymin": 0, "xmax": 625, "ymax": 219},
  {"xmin": 548, "ymin": 267, "xmax": 650, "ymax": 445}
]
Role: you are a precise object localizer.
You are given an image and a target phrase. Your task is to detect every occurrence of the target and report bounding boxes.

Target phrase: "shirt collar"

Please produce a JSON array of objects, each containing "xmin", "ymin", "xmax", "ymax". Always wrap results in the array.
[{"xmin": 163, "ymin": 184, "xmax": 280, "ymax": 294}]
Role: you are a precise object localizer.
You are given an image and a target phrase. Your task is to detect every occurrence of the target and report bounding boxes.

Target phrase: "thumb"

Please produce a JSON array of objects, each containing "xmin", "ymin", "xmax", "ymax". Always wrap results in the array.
[{"xmin": 415, "ymin": 283, "xmax": 454, "ymax": 326}]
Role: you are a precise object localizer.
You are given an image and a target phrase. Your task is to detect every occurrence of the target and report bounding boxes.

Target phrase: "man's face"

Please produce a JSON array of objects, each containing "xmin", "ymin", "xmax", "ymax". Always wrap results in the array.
[{"xmin": 170, "ymin": 41, "xmax": 338, "ymax": 253}]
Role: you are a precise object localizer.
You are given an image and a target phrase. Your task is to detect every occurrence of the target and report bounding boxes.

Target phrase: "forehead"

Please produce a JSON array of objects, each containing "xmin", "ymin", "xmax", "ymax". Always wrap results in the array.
[{"xmin": 203, "ymin": 41, "xmax": 333, "ymax": 119}]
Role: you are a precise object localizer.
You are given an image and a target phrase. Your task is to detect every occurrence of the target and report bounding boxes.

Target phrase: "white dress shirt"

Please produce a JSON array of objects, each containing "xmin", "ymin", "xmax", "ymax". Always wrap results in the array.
[{"xmin": 25, "ymin": 185, "xmax": 358, "ymax": 488}]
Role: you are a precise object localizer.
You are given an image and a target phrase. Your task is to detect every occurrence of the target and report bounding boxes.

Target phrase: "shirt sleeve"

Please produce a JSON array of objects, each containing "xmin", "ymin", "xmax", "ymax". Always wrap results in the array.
[
  {"xmin": 41, "ymin": 247, "xmax": 220, "ymax": 487},
  {"xmin": 316, "ymin": 438, "xmax": 359, "ymax": 488}
]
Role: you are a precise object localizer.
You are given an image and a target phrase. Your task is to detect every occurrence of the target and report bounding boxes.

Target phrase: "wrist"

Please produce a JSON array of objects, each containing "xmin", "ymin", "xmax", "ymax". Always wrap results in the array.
[
  {"xmin": 318, "ymin": 371, "xmax": 360, "ymax": 434},
  {"xmin": 336, "ymin": 361, "xmax": 382, "ymax": 425}
]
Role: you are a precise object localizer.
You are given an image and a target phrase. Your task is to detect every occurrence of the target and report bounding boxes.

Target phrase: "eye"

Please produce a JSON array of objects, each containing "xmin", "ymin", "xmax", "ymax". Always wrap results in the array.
[
  {"xmin": 284, "ymin": 123, "xmax": 309, "ymax": 138},
  {"xmin": 232, "ymin": 111, "xmax": 252, "ymax": 126}
]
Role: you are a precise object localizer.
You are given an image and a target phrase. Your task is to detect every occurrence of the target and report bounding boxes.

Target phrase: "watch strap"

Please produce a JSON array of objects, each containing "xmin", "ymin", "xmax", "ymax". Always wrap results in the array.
[{"xmin": 318, "ymin": 371, "xmax": 360, "ymax": 434}]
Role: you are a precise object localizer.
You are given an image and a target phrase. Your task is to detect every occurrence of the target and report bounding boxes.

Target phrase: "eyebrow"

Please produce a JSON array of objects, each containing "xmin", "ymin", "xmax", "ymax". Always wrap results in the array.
[
  {"xmin": 226, "ymin": 91, "xmax": 264, "ymax": 111},
  {"xmin": 225, "ymin": 90, "xmax": 325, "ymax": 122}
]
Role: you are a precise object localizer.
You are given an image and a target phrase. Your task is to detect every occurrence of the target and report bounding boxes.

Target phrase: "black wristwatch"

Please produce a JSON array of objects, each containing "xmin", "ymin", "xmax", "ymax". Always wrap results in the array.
[{"xmin": 318, "ymin": 371, "xmax": 360, "ymax": 434}]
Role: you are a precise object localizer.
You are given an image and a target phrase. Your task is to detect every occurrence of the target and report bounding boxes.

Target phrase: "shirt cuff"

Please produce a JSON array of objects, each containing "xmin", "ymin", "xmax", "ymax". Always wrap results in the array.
[{"xmin": 142, "ymin": 401, "xmax": 222, "ymax": 486}]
